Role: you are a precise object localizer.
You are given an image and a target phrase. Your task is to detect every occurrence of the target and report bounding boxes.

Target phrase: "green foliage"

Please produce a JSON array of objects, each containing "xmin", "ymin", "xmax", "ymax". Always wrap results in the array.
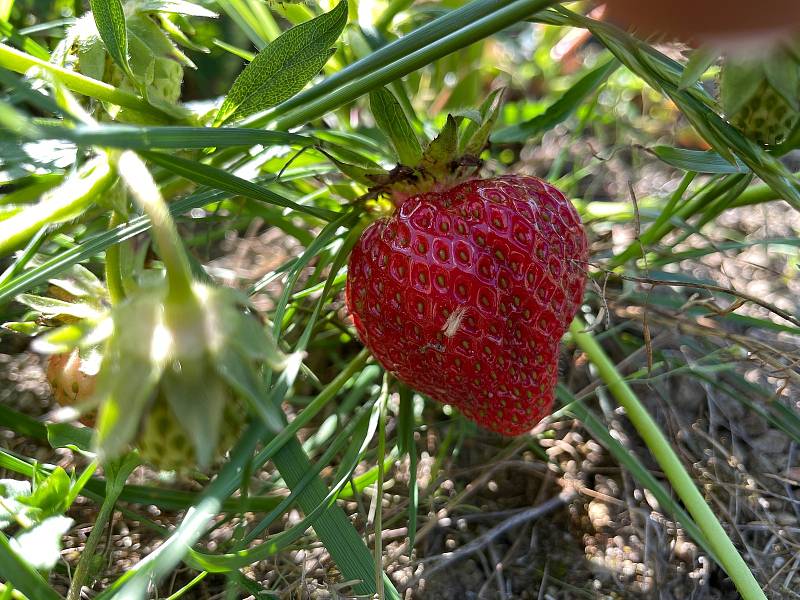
[{"xmin": 1, "ymin": 0, "xmax": 799, "ymax": 598}]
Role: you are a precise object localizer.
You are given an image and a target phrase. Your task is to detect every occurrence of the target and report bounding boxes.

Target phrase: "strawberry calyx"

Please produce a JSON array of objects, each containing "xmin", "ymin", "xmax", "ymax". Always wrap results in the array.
[{"xmin": 319, "ymin": 87, "xmax": 503, "ymax": 207}]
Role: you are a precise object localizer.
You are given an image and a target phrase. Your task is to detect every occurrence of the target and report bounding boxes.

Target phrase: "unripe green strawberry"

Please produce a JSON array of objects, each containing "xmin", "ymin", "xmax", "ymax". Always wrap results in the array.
[
  {"xmin": 51, "ymin": 5, "xmax": 196, "ymax": 122},
  {"xmin": 136, "ymin": 393, "xmax": 243, "ymax": 472},
  {"xmin": 728, "ymin": 81, "xmax": 799, "ymax": 146},
  {"xmin": 720, "ymin": 50, "xmax": 800, "ymax": 146}
]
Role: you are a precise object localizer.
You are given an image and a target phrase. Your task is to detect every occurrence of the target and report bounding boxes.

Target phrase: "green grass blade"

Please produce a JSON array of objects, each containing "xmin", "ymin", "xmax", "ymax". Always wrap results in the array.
[
  {"xmin": 26, "ymin": 122, "xmax": 311, "ymax": 149},
  {"xmin": 140, "ymin": 151, "xmax": 336, "ymax": 221}
]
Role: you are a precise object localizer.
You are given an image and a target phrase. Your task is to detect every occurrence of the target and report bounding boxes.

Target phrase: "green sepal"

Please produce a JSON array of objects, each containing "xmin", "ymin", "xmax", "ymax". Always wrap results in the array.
[
  {"xmin": 763, "ymin": 50, "xmax": 799, "ymax": 111},
  {"xmin": 90, "ymin": 281, "xmax": 166, "ymax": 458},
  {"xmin": 72, "ymin": 17, "xmax": 107, "ymax": 81},
  {"xmin": 94, "ymin": 349, "xmax": 162, "ymax": 460},
  {"xmin": 47, "ymin": 263, "xmax": 108, "ymax": 300},
  {"xmin": 1, "ymin": 321, "xmax": 48, "ymax": 336},
  {"xmin": 30, "ymin": 317, "xmax": 113, "ymax": 354},
  {"xmin": 369, "ymin": 87, "xmax": 423, "ymax": 166},
  {"xmin": 420, "ymin": 114, "xmax": 458, "ymax": 177},
  {"xmin": 208, "ymin": 287, "xmax": 287, "ymax": 370},
  {"xmin": 214, "ymin": 351, "xmax": 285, "ymax": 433},
  {"xmin": 160, "ymin": 359, "xmax": 228, "ymax": 469},
  {"xmin": 720, "ymin": 61, "xmax": 764, "ymax": 118},
  {"xmin": 317, "ymin": 148, "xmax": 389, "ymax": 186},
  {"xmin": 462, "ymin": 88, "xmax": 503, "ymax": 156},
  {"xmin": 679, "ymin": 45, "xmax": 718, "ymax": 91}
]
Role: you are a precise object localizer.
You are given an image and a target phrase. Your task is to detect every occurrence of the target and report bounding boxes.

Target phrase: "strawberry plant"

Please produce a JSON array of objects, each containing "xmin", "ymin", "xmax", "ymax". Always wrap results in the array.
[{"xmin": 0, "ymin": 0, "xmax": 798, "ymax": 598}]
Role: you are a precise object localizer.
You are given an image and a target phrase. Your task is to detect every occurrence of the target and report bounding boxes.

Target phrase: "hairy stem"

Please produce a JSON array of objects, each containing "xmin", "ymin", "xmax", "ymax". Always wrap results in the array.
[
  {"xmin": 115, "ymin": 151, "xmax": 194, "ymax": 304},
  {"xmin": 67, "ymin": 457, "xmax": 137, "ymax": 600}
]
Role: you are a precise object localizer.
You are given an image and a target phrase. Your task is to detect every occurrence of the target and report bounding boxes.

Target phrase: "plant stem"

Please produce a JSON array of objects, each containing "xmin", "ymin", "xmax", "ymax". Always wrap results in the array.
[
  {"xmin": 0, "ymin": 43, "xmax": 173, "ymax": 121},
  {"xmin": 67, "ymin": 457, "xmax": 137, "ymax": 600},
  {"xmin": 568, "ymin": 318, "xmax": 767, "ymax": 600},
  {"xmin": 115, "ymin": 151, "xmax": 194, "ymax": 304}
]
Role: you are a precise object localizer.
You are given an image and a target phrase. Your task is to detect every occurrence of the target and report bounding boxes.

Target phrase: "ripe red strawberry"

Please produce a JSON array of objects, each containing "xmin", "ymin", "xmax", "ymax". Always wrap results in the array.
[{"xmin": 346, "ymin": 175, "xmax": 588, "ymax": 435}]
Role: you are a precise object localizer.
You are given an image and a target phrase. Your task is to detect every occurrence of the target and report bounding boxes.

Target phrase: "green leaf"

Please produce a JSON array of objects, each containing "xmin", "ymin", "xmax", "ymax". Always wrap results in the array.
[
  {"xmin": 679, "ymin": 45, "xmax": 717, "ymax": 90},
  {"xmin": 18, "ymin": 467, "xmax": 71, "ymax": 518},
  {"xmin": 0, "ymin": 532, "xmax": 63, "ymax": 600},
  {"xmin": 493, "ymin": 57, "xmax": 619, "ymax": 143},
  {"xmin": 214, "ymin": 0, "xmax": 348, "ymax": 125},
  {"xmin": 650, "ymin": 146, "xmax": 748, "ymax": 174},
  {"xmin": 369, "ymin": 87, "xmax": 422, "ymax": 165},
  {"xmin": 47, "ymin": 423, "xmax": 94, "ymax": 452},
  {"xmin": 89, "ymin": 0, "xmax": 135, "ymax": 82},
  {"xmin": 9, "ymin": 516, "xmax": 73, "ymax": 571}
]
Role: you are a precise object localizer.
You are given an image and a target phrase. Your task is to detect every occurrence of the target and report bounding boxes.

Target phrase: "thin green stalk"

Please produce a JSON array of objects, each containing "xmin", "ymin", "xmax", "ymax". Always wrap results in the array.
[
  {"xmin": 0, "ymin": 42, "xmax": 173, "ymax": 120},
  {"xmin": 373, "ymin": 374, "xmax": 390, "ymax": 599},
  {"xmin": 67, "ymin": 457, "xmax": 137, "ymax": 600},
  {"xmin": 569, "ymin": 318, "xmax": 767, "ymax": 600},
  {"xmin": 164, "ymin": 571, "xmax": 207, "ymax": 600},
  {"xmin": 104, "ymin": 211, "xmax": 125, "ymax": 304},
  {"xmin": 268, "ymin": 0, "xmax": 555, "ymax": 130}
]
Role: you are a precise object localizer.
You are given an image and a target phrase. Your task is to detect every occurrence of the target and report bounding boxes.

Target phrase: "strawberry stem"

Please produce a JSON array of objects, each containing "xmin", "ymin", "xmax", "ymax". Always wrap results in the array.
[
  {"xmin": 66, "ymin": 455, "xmax": 138, "ymax": 600},
  {"xmin": 569, "ymin": 318, "xmax": 767, "ymax": 600},
  {"xmin": 116, "ymin": 151, "xmax": 195, "ymax": 306}
]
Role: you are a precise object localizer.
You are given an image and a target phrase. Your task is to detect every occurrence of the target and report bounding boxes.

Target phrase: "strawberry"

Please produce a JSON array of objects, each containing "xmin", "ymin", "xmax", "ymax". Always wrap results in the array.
[
  {"xmin": 720, "ymin": 49, "xmax": 800, "ymax": 147},
  {"xmin": 136, "ymin": 392, "xmax": 244, "ymax": 472},
  {"xmin": 45, "ymin": 349, "xmax": 99, "ymax": 427},
  {"xmin": 728, "ymin": 81, "xmax": 799, "ymax": 146},
  {"xmin": 346, "ymin": 175, "xmax": 587, "ymax": 435}
]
